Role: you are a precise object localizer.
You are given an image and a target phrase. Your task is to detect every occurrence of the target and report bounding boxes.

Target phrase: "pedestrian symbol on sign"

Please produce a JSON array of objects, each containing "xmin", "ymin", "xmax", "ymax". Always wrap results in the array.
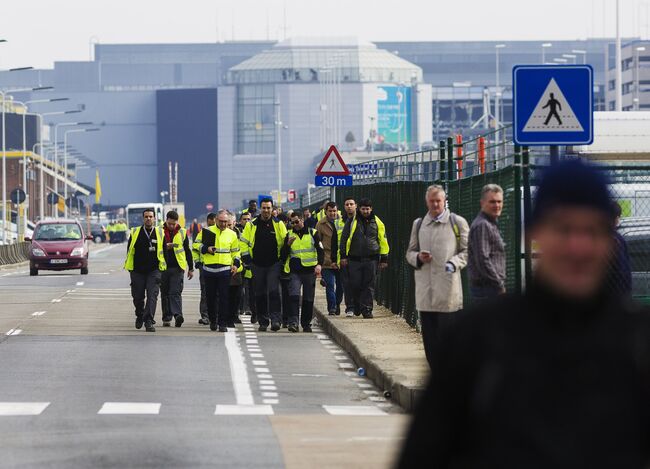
[{"xmin": 523, "ymin": 78, "xmax": 584, "ymax": 133}]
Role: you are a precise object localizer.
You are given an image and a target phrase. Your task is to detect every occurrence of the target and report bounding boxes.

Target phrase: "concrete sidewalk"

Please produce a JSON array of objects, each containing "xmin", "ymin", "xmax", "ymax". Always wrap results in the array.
[{"xmin": 313, "ymin": 288, "xmax": 429, "ymax": 411}]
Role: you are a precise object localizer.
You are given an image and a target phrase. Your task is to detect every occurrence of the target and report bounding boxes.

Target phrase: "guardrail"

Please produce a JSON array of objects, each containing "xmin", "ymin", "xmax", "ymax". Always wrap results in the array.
[{"xmin": 0, "ymin": 242, "xmax": 30, "ymax": 265}]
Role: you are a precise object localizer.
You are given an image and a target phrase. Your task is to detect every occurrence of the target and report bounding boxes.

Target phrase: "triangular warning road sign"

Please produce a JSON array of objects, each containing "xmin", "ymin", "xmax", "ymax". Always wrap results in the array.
[
  {"xmin": 316, "ymin": 145, "xmax": 350, "ymax": 175},
  {"xmin": 523, "ymin": 78, "xmax": 584, "ymax": 133}
]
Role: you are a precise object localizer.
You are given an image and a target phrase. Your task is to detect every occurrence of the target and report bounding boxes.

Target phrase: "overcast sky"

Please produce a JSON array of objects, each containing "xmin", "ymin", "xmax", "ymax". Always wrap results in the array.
[{"xmin": 0, "ymin": 0, "xmax": 647, "ymax": 69}]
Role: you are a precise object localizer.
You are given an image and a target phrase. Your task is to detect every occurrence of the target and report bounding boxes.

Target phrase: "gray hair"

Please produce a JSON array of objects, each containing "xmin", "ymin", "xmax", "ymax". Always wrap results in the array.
[
  {"xmin": 217, "ymin": 209, "xmax": 230, "ymax": 218},
  {"xmin": 481, "ymin": 184, "xmax": 503, "ymax": 199},
  {"xmin": 425, "ymin": 184, "xmax": 446, "ymax": 199}
]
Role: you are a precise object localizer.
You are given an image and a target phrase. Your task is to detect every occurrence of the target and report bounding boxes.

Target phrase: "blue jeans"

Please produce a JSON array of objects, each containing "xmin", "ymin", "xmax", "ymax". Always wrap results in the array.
[
  {"xmin": 321, "ymin": 268, "xmax": 343, "ymax": 312},
  {"xmin": 470, "ymin": 285, "xmax": 501, "ymax": 303}
]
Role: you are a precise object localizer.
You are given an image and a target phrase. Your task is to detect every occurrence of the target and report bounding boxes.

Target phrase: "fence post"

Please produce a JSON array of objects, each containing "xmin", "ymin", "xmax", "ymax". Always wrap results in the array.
[
  {"xmin": 439, "ymin": 139, "xmax": 446, "ymax": 185},
  {"xmin": 522, "ymin": 145, "xmax": 533, "ymax": 289},
  {"xmin": 455, "ymin": 134, "xmax": 464, "ymax": 179},
  {"xmin": 513, "ymin": 144, "xmax": 522, "ymax": 295},
  {"xmin": 478, "ymin": 136, "xmax": 486, "ymax": 174},
  {"xmin": 447, "ymin": 136, "xmax": 454, "ymax": 182}
]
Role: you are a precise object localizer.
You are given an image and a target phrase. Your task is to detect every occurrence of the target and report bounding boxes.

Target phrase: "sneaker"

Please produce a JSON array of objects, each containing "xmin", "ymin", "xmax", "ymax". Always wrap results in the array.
[
  {"xmin": 198, "ymin": 318, "xmax": 209, "ymax": 325},
  {"xmin": 362, "ymin": 311, "xmax": 374, "ymax": 319},
  {"xmin": 218, "ymin": 325, "xmax": 228, "ymax": 333},
  {"xmin": 251, "ymin": 314, "xmax": 258, "ymax": 324},
  {"xmin": 303, "ymin": 325, "xmax": 313, "ymax": 333},
  {"xmin": 226, "ymin": 322, "xmax": 236, "ymax": 328},
  {"xmin": 258, "ymin": 325, "xmax": 268, "ymax": 332},
  {"xmin": 145, "ymin": 321, "xmax": 156, "ymax": 332},
  {"xmin": 345, "ymin": 311, "xmax": 354, "ymax": 318},
  {"xmin": 163, "ymin": 321, "xmax": 171, "ymax": 327},
  {"xmin": 328, "ymin": 309, "xmax": 337, "ymax": 316},
  {"xmin": 271, "ymin": 322, "xmax": 281, "ymax": 332},
  {"xmin": 288, "ymin": 324, "xmax": 299, "ymax": 333},
  {"xmin": 210, "ymin": 322, "xmax": 218, "ymax": 331},
  {"xmin": 135, "ymin": 317, "xmax": 144, "ymax": 330},
  {"xmin": 175, "ymin": 316, "xmax": 184, "ymax": 328}
]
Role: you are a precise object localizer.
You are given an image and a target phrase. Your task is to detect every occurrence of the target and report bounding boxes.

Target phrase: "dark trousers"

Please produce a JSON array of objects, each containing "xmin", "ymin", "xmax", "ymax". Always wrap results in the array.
[
  {"xmin": 347, "ymin": 259, "xmax": 377, "ymax": 314},
  {"xmin": 470, "ymin": 285, "xmax": 501, "ymax": 303},
  {"xmin": 341, "ymin": 264, "xmax": 358, "ymax": 313},
  {"xmin": 198, "ymin": 268, "xmax": 208, "ymax": 320},
  {"xmin": 420, "ymin": 311, "xmax": 457, "ymax": 370},
  {"xmin": 251, "ymin": 262, "xmax": 281, "ymax": 327},
  {"xmin": 204, "ymin": 271, "xmax": 230, "ymax": 327},
  {"xmin": 229, "ymin": 284, "xmax": 242, "ymax": 324},
  {"xmin": 288, "ymin": 271, "xmax": 316, "ymax": 328},
  {"xmin": 242, "ymin": 276, "xmax": 256, "ymax": 315},
  {"xmin": 281, "ymin": 276, "xmax": 291, "ymax": 325},
  {"xmin": 161, "ymin": 267, "xmax": 184, "ymax": 321},
  {"xmin": 322, "ymin": 268, "xmax": 343, "ymax": 312},
  {"xmin": 130, "ymin": 270, "xmax": 161, "ymax": 323}
]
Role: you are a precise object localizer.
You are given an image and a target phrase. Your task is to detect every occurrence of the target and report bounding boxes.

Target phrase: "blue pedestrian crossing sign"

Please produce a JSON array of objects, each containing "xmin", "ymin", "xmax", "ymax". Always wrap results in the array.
[{"xmin": 513, "ymin": 65, "xmax": 593, "ymax": 146}]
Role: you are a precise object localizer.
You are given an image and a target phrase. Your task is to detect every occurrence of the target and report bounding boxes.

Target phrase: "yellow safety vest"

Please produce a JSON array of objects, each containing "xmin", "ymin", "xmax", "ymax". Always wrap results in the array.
[
  {"xmin": 284, "ymin": 228, "xmax": 318, "ymax": 273},
  {"xmin": 165, "ymin": 227, "xmax": 189, "ymax": 270},
  {"xmin": 345, "ymin": 215, "xmax": 390, "ymax": 256},
  {"xmin": 193, "ymin": 225, "xmax": 240, "ymax": 273},
  {"xmin": 124, "ymin": 226, "xmax": 167, "ymax": 272},
  {"xmin": 241, "ymin": 217, "xmax": 288, "ymax": 260}
]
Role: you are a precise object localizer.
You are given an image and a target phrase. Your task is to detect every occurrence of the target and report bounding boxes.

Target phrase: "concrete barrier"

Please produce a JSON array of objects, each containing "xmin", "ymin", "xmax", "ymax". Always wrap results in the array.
[{"xmin": 0, "ymin": 242, "xmax": 30, "ymax": 266}]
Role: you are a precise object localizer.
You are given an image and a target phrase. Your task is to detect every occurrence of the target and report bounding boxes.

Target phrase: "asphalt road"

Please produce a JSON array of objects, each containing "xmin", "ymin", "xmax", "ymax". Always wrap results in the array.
[{"xmin": 0, "ymin": 244, "xmax": 408, "ymax": 468}]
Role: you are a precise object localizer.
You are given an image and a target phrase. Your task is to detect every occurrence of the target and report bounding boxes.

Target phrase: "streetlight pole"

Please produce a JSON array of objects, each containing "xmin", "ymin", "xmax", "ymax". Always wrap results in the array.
[
  {"xmin": 495, "ymin": 44, "xmax": 506, "ymax": 160},
  {"xmin": 53, "ymin": 121, "xmax": 91, "ymax": 216},
  {"xmin": 63, "ymin": 128, "xmax": 99, "ymax": 217},
  {"xmin": 541, "ymin": 43, "xmax": 552, "ymax": 64},
  {"xmin": 275, "ymin": 99, "xmax": 282, "ymax": 208}
]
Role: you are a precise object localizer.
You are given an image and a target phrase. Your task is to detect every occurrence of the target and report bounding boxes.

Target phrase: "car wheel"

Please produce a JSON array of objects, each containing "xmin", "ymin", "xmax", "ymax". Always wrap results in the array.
[
  {"xmin": 29, "ymin": 268, "xmax": 38, "ymax": 276},
  {"xmin": 94, "ymin": 235, "xmax": 102, "ymax": 244},
  {"xmin": 81, "ymin": 267, "xmax": 89, "ymax": 275}
]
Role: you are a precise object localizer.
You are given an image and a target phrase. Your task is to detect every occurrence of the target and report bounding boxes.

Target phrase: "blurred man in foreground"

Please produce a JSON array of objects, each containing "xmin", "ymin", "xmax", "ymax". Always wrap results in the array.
[{"xmin": 398, "ymin": 160, "xmax": 650, "ymax": 469}]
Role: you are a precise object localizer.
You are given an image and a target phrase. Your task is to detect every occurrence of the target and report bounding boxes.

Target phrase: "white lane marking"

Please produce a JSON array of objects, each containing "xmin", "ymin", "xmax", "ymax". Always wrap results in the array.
[
  {"xmin": 254, "ymin": 367, "xmax": 270, "ymax": 373},
  {"xmin": 0, "ymin": 402, "xmax": 50, "ymax": 416},
  {"xmin": 89, "ymin": 244, "xmax": 117, "ymax": 257},
  {"xmin": 260, "ymin": 385, "xmax": 277, "ymax": 391},
  {"xmin": 259, "ymin": 380, "xmax": 275, "ymax": 385},
  {"xmin": 257, "ymin": 374, "xmax": 273, "ymax": 379},
  {"xmin": 262, "ymin": 392, "xmax": 279, "ymax": 398},
  {"xmin": 334, "ymin": 356, "xmax": 348, "ymax": 361},
  {"xmin": 316, "ymin": 334, "xmax": 329, "ymax": 340},
  {"xmin": 250, "ymin": 353, "xmax": 264, "ymax": 358},
  {"xmin": 31, "ymin": 311, "xmax": 47, "ymax": 317},
  {"xmin": 215, "ymin": 404, "xmax": 273, "ymax": 415},
  {"xmin": 88, "ymin": 273, "xmax": 110, "ymax": 275},
  {"xmin": 98, "ymin": 402, "xmax": 161, "ymax": 415},
  {"xmin": 363, "ymin": 390, "xmax": 379, "ymax": 395},
  {"xmin": 369, "ymin": 396, "xmax": 387, "ymax": 402},
  {"xmin": 338, "ymin": 362, "xmax": 354, "ymax": 369},
  {"xmin": 291, "ymin": 373, "xmax": 329, "ymax": 378},
  {"xmin": 76, "ymin": 281, "xmax": 84, "ymax": 286},
  {"xmin": 225, "ymin": 331, "xmax": 255, "ymax": 406},
  {"xmin": 252, "ymin": 360, "xmax": 267, "ymax": 366},
  {"xmin": 246, "ymin": 340, "xmax": 258, "ymax": 344},
  {"xmin": 51, "ymin": 299, "xmax": 61, "ymax": 303},
  {"xmin": 5, "ymin": 329, "xmax": 22, "ymax": 336},
  {"xmin": 262, "ymin": 399, "xmax": 279, "ymax": 405},
  {"xmin": 357, "ymin": 383, "xmax": 373, "ymax": 389},
  {"xmin": 323, "ymin": 405, "xmax": 387, "ymax": 416},
  {"xmin": 247, "ymin": 347, "xmax": 261, "ymax": 351}
]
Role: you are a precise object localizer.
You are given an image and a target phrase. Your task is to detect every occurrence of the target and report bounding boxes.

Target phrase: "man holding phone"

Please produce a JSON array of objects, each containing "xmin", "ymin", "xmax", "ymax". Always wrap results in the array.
[
  {"xmin": 406, "ymin": 185, "xmax": 469, "ymax": 369},
  {"xmin": 160, "ymin": 210, "xmax": 194, "ymax": 328}
]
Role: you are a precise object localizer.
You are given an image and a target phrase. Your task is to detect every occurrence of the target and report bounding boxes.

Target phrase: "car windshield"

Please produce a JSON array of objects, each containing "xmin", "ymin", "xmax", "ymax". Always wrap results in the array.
[{"xmin": 35, "ymin": 223, "xmax": 82, "ymax": 241}]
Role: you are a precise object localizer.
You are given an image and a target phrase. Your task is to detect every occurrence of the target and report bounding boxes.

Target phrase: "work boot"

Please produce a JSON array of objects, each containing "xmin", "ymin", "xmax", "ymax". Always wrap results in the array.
[
  {"xmin": 145, "ymin": 321, "xmax": 156, "ymax": 332},
  {"xmin": 163, "ymin": 321, "xmax": 171, "ymax": 327},
  {"xmin": 362, "ymin": 310, "xmax": 374, "ymax": 319},
  {"xmin": 175, "ymin": 316, "xmax": 184, "ymax": 328},
  {"xmin": 135, "ymin": 317, "xmax": 144, "ymax": 330},
  {"xmin": 271, "ymin": 322, "xmax": 281, "ymax": 332},
  {"xmin": 198, "ymin": 318, "xmax": 209, "ymax": 325},
  {"xmin": 328, "ymin": 309, "xmax": 337, "ymax": 316},
  {"xmin": 302, "ymin": 325, "xmax": 313, "ymax": 333},
  {"xmin": 288, "ymin": 324, "xmax": 299, "ymax": 333},
  {"xmin": 258, "ymin": 324, "xmax": 268, "ymax": 332},
  {"xmin": 210, "ymin": 322, "xmax": 218, "ymax": 331},
  {"xmin": 218, "ymin": 325, "xmax": 228, "ymax": 333}
]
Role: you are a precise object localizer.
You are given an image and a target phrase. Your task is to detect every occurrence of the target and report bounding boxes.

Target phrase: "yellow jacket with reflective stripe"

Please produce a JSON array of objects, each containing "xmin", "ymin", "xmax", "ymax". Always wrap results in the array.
[
  {"xmin": 192, "ymin": 225, "xmax": 240, "ymax": 267},
  {"xmin": 344, "ymin": 215, "xmax": 390, "ymax": 257},
  {"xmin": 284, "ymin": 228, "xmax": 318, "ymax": 273},
  {"xmin": 167, "ymin": 227, "xmax": 189, "ymax": 270},
  {"xmin": 124, "ymin": 226, "xmax": 167, "ymax": 272},
  {"xmin": 240, "ymin": 217, "xmax": 288, "ymax": 261}
]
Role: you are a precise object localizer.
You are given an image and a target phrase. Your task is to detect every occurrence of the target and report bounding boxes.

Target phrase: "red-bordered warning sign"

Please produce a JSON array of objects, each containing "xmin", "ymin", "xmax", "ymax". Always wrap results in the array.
[{"xmin": 315, "ymin": 145, "xmax": 350, "ymax": 176}]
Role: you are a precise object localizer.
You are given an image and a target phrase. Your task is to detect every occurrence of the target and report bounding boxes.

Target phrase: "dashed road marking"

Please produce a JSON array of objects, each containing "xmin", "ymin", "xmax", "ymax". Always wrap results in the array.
[
  {"xmin": 322, "ymin": 405, "xmax": 387, "ymax": 416},
  {"xmin": 0, "ymin": 402, "xmax": 50, "ymax": 416},
  {"xmin": 31, "ymin": 311, "xmax": 46, "ymax": 317},
  {"xmin": 5, "ymin": 329, "xmax": 22, "ymax": 336},
  {"xmin": 98, "ymin": 402, "xmax": 161, "ymax": 415}
]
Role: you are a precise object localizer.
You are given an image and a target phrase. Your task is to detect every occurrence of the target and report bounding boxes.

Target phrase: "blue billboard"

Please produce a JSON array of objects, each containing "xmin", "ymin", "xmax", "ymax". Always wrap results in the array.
[{"xmin": 377, "ymin": 86, "xmax": 411, "ymax": 145}]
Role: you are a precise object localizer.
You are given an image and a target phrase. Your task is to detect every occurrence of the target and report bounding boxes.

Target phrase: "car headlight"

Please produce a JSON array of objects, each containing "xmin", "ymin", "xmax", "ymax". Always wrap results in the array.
[
  {"xmin": 32, "ymin": 248, "xmax": 46, "ymax": 257},
  {"xmin": 70, "ymin": 247, "xmax": 84, "ymax": 257}
]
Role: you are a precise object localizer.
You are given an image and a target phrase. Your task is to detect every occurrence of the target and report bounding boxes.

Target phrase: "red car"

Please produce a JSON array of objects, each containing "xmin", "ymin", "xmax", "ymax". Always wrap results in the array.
[{"xmin": 27, "ymin": 219, "xmax": 91, "ymax": 276}]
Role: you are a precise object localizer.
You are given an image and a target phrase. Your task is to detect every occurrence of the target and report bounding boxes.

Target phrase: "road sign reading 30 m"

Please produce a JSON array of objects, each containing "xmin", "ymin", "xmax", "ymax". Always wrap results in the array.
[
  {"xmin": 315, "ymin": 145, "xmax": 352, "ymax": 187},
  {"xmin": 513, "ymin": 65, "xmax": 593, "ymax": 146}
]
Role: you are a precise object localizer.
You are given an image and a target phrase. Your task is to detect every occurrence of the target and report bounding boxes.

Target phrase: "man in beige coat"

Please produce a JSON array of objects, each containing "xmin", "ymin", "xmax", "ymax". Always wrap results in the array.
[{"xmin": 406, "ymin": 184, "xmax": 469, "ymax": 369}]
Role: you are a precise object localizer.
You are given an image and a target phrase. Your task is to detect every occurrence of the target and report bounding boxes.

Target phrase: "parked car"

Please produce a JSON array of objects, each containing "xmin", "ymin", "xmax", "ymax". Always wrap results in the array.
[
  {"xmin": 90, "ymin": 222, "xmax": 107, "ymax": 243},
  {"xmin": 26, "ymin": 219, "xmax": 91, "ymax": 276}
]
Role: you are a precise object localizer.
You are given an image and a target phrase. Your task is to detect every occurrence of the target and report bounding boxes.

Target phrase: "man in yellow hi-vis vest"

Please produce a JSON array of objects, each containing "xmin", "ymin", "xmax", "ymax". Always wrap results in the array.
[
  {"xmin": 160, "ymin": 210, "xmax": 194, "ymax": 328},
  {"xmin": 192, "ymin": 212, "xmax": 217, "ymax": 326},
  {"xmin": 280, "ymin": 211, "xmax": 324, "ymax": 333},
  {"xmin": 339, "ymin": 198, "xmax": 390, "ymax": 319},
  {"xmin": 124, "ymin": 208, "xmax": 167, "ymax": 332}
]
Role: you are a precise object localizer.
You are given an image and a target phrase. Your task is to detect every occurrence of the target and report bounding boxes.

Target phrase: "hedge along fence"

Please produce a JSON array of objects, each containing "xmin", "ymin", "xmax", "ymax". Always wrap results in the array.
[{"xmin": 0, "ymin": 242, "xmax": 30, "ymax": 265}]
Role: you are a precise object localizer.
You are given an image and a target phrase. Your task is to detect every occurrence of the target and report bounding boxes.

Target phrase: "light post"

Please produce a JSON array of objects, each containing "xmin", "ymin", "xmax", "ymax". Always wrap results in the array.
[
  {"xmin": 274, "ymin": 100, "xmax": 288, "ymax": 208},
  {"xmin": 572, "ymin": 49, "xmax": 588, "ymax": 64},
  {"xmin": 53, "ymin": 121, "xmax": 91, "ymax": 216},
  {"xmin": 64, "ymin": 128, "xmax": 100, "ymax": 217},
  {"xmin": 636, "ymin": 46, "xmax": 646, "ymax": 111},
  {"xmin": 495, "ymin": 44, "xmax": 506, "ymax": 159},
  {"xmin": 541, "ymin": 43, "xmax": 552, "ymax": 63}
]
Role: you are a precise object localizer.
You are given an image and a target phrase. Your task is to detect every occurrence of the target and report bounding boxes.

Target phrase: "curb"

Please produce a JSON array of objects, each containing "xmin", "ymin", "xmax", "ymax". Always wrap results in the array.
[{"xmin": 314, "ymin": 306, "xmax": 425, "ymax": 412}]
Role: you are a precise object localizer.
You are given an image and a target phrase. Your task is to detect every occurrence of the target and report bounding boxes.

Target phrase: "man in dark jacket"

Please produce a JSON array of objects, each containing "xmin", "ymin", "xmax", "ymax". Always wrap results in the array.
[
  {"xmin": 398, "ymin": 160, "xmax": 650, "ymax": 469},
  {"xmin": 339, "ymin": 198, "xmax": 389, "ymax": 319},
  {"xmin": 606, "ymin": 200, "xmax": 632, "ymax": 297}
]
